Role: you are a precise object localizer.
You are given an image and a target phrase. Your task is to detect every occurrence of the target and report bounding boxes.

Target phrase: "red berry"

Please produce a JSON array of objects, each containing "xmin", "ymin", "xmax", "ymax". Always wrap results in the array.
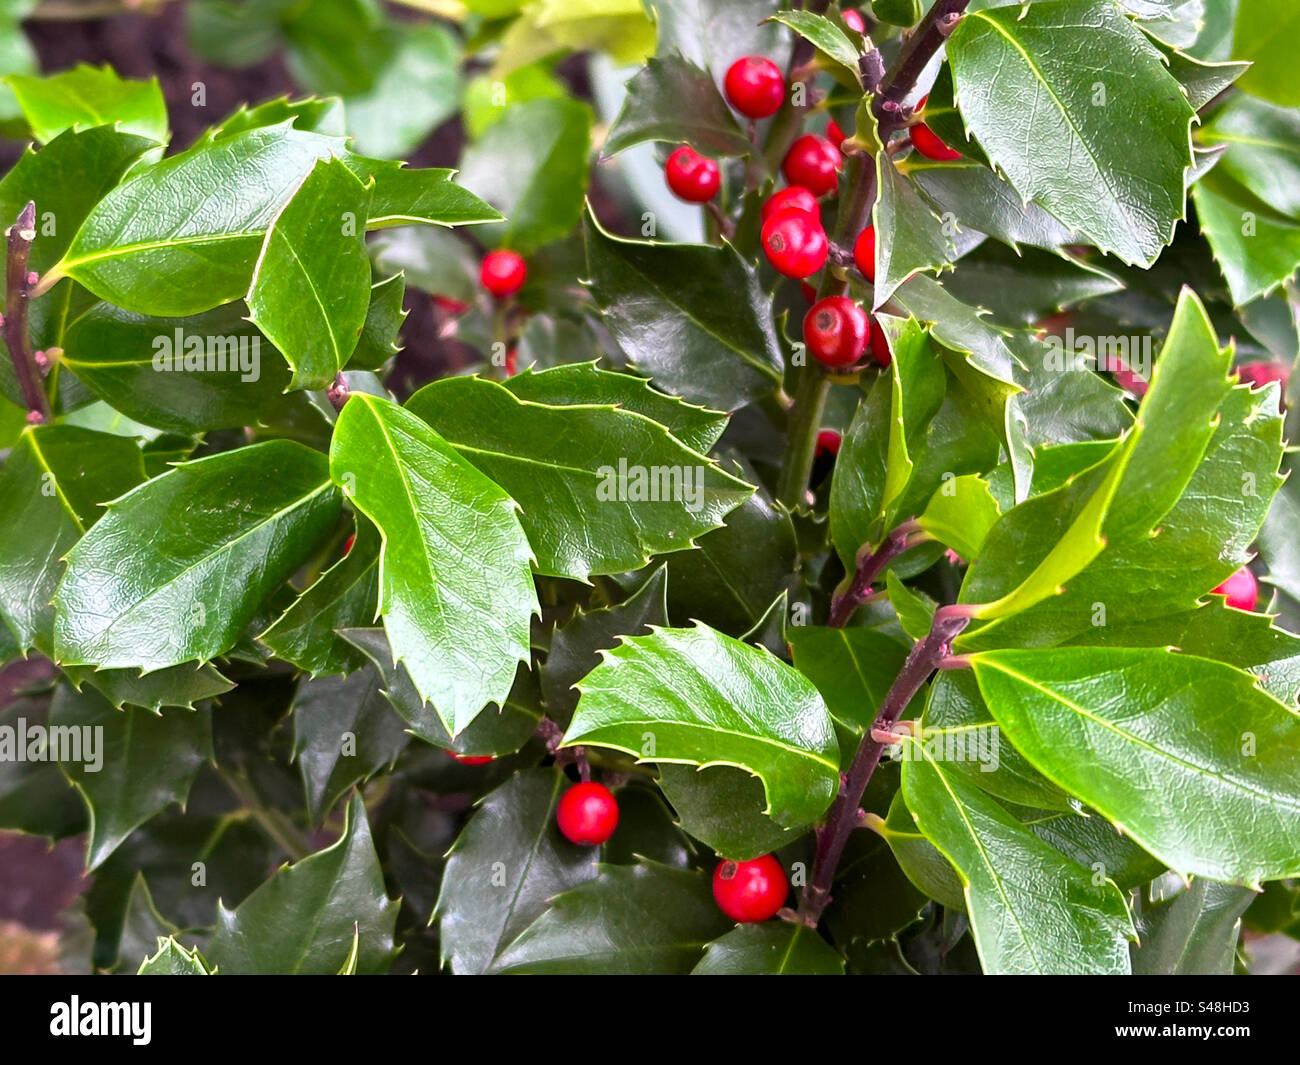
[
  {"xmin": 724, "ymin": 56, "xmax": 785, "ymax": 119},
  {"xmin": 556, "ymin": 782, "xmax": 619, "ymax": 846},
  {"xmin": 504, "ymin": 345, "xmax": 518, "ymax": 377},
  {"xmin": 800, "ymin": 281, "xmax": 818, "ymax": 304},
  {"xmin": 854, "ymin": 225, "xmax": 876, "ymax": 282},
  {"xmin": 782, "ymin": 134, "xmax": 842, "ymax": 197},
  {"xmin": 665, "ymin": 145, "xmax": 721, "ymax": 202},
  {"xmin": 1237, "ymin": 360, "xmax": 1289, "ymax": 390},
  {"xmin": 815, "ymin": 429, "xmax": 842, "ymax": 458},
  {"xmin": 445, "ymin": 750, "xmax": 494, "ymax": 766},
  {"xmin": 842, "ymin": 8, "xmax": 866, "ymax": 33},
  {"xmin": 343, "ymin": 533, "xmax": 356, "ymax": 554},
  {"xmin": 762, "ymin": 209, "xmax": 828, "ymax": 278},
  {"xmin": 1212, "ymin": 567, "xmax": 1258, "ymax": 612},
  {"xmin": 804, "ymin": 295, "xmax": 869, "ymax": 367},
  {"xmin": 712, "ymin": 855, "xmax": 788, "ymax": 923},
  {"xmin": 910, "ymin": 121, "xmax": 962, "ymax": 161},
  {"xmin": 826, "ymin": 118, "xmax": 847, "ymax": 150},
  {"xmin": 480, "ymin": 250, "xmax": 526, "ymax": 298},
  {"xmin": 760, "ymin": 185, "xmax": 820, "ymax": 225},
  {"xmin": 433, "ymin": 295, "xmax": 469, "ymax": 316},
  {"xmin": 869, "ymin": 315, "xmax": 890, "ymax": 367}
]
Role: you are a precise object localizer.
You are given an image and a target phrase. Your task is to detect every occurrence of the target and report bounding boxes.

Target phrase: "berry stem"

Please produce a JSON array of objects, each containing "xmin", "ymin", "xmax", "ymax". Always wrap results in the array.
[
  {"xmin": 872, "ymin": 0, "xmax": 972, "ymax": 139},
  {"xmin": 3, "ymin": 202, "xmax": 52, "ymax": 424},
  {"xmin": 775, "ymin": 152, "xmax": 877, "ymax": 511},
  {"xmin": 799, "ymin": 603, "xmax": 973, "ymax": 924},
  {"xmin": 827, "ymin": 519, "xmax": 924, "ymax": 628}
]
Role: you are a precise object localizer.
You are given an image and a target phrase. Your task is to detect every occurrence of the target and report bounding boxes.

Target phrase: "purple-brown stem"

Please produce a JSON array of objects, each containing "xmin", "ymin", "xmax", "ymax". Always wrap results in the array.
[
  {"xmin": 827, "ymin": 519, "xmax": 924, "ymax": 628},
  {"xmin": 3, "ymin": 202, "xmax": 51, "ymax": 423},
  {"xmin": 872, "ymin": 0, "xmax": 972, "ymax": 140},
  {"xmin": 799, "ymin": 602, "xmax": 973, "ymax": 923}
]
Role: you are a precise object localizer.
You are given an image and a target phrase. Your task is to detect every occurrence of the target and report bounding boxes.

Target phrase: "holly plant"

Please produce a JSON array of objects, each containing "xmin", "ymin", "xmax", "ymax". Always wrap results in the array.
[{"xmin": 1, "ymin": 0, "xmax": 1299, "ymax": 978}]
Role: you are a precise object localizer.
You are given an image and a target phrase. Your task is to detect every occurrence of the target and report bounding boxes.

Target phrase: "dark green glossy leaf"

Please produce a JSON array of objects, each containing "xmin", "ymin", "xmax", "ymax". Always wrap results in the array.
[
  {"xmin": 788, "ymin": 625, "xmax": 912, "ymax": 734},
  {"xmin": 435, "ymin": 768, "xmax": 599, "ymax": 974},
  {"xmin": 345, "ymin": 274, "xmax": 406, "ymax": 370},
  {"xmin": 656, "ymin": 762, "xmax": 801, "ymax": 860},
  {"xmin": 604, "ymin": 54, "xmax": 750, "ymax": 158},
  {"xmin": 0, "ymin": 693, "xmax": 87, "ymax": 840},
  {"xmin": 328, "ymin": 394, "xmax": 536, "ymax": 735},
  {"xmin": 566, "ymin": 623, "xmax": 839, "ymax": 827},
  {"xmin": 208, "ymin": 794, "xmax": 398, "ymax": 974},
  {"xmin": 1131, "ymin": 877, "xmax": 1255, "ymax": 975},
  {"xmin": 692, "ymin": 922, "xmax": 844, "ymax": 974},
  {"xmin": 54, "ymin": 440, "xmax": 340, "ymax": 671}
]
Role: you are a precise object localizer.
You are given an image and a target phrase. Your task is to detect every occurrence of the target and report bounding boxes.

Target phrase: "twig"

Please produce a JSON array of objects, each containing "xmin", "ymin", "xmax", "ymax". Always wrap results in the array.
[
  {"xmin": 799, "ymin": 603, "xmax": 974, "ymax": 923},
  {"xmin": 3, "ymin": 203, "xmax": 51, "ymax": 424},
  {"xmin": 827, "ymin": 520, "xmax": 924, "ymax": 628},
  {"xmin": 872, "ymin": 0, "xmax": 972, "ymax": 140}
]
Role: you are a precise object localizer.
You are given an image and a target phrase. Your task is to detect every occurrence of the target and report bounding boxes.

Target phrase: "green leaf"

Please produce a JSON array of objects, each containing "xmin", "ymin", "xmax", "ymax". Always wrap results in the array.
[
  {"xmin": 339, "ymin": 626, "xmax": 542, "ymax": 755},
  {"xmin": 259, "ymin": 517, "xmax": 380, "ymax": 676},
  {"xmin": 435, "ymin": 769, "xmax": 600, "ymax": 974},
  {"xmin": 566, "ymin": 623, "xmax": 840, "ymax": 827},
  {"xmin": 61, "ymin": 661, "xmax": 234, "ymax": 714},
  {"xmin": 406, "ymin": 374, "xmax": 752, "ymax": 580},
  {"xmin": 652, "ymin": 0, "xmax": 782, "ymax": 76},
  {"xmin": 289, "ymin": 665, "xmax": 408, "ymax": 825},
  {"xmin": 60, "ymin": 301, "xmax": 294, "ymax": 434},
  {"xmin": 540, "ymin": 566, "xmax": 668, "ymax": 726},
  {"xmin": 972, "ymin": 646, "xmax": 1300, "ymax": 886},
  {"xmin": 873, "ymin": 157, "xmax": 956, "ymax": 307},
  {"xmin": 0, "ymin": 426, "xmax": 145, "ymax": 654},
  {"xmin": 901, "ymin": 735, "xmax": 1134, "ymax": 974},
  {"xmin": 768, "ymin": 11, "xmax": 860, "ymax": 83},
  {"xmin": 464, "ymin": 63, "xmax": 565, "ymax": 140},
  {"xmin": 492, "ymin": 861, "xmax": 732, "ymax": 974},
  {"xmin": 56, "ymin": 124, "xmax": 346, "ymax": 316},
  {"xmin": 208, "ymin": 794, "xmax": 398, "ymax": 974},
  {"xmin": 584, "ymin": 211, "xmax": 783, "ymax": 410},
  {"xmin": 0, "ymin": 125, "xmax": 160, "ymax": 274},
  {"xmin": 656, "ymin": 763, "xmax": 803, "ymax": 859},
  {"xmin": 456, "ymin": 97, "xmax": 592, "ymax": 253},
  {"xmin": 209, "ymin": 95, "xmax": 348, "ymax": 139},
  {"xmin": 0, "ymin": 693, "xmax": 88, "ymax": 840},
  {"xmin": 356, "ymin": 160, "xmax": 504, "ymax": 229},
  {"xmin": 54, "ymin": 440, "xmax": 340, "ymax": 671},
  {"xmin": 51, "ymin": 683, "xmax": 213, "ymax": 871},
  {"xmin": 6, "ymin": 64, "xmax": 167, "ymax": 144},
  {"xmin": 692, "ymin": 923, "xmax": 844, "ymax": 974},
  {"xmin": 1194, "ymin": 170, "xmax": 1300, "ymax": 305},
  {"xmin": 502, "ymin": 362, "xmax": 728, "ymax": 455},
  {"xmin": 1231, "ymin": 0, "xmax": 1300, "ymax": 106},
  {"xmin": 604, "ymin": 54, "xmax": 750, "ymax": 158},
  {"xmin": 1200, "ymin": 93, "xmax": 1300, "ymax": 220},
  {"xmin": 138, "ymin": 936, "xmax": 214, "ymax": 975},
  {"xmin": 788, "ymin": 625, "xmax": 912, "ymax": 734},
  {"xmin": 949, "ymin": 0, "xmax": 1194, "ymax": 265},
  {"xmin": 346, "ymin": 274, "xmax": 406, "ymax": 370},
  {"xmin": 1164, "ymin": 47, "xmax": 1248, "ymax": 110},
  {"xmin": 247, "ymin": 157, "xmax": 372, "ymax": 389},
  {"xmin": 963, "ymin": 289, "xmax": 1234, "ymax": 621},
  {"xmin": 916, "ymin": 474, "xmax": 1001, "ymax": 562},
  {"xmin": 328, "ymin": 394, "xmax": 536, "ymax": 735},
  {"xmin": 1131, "ymin": 877, "xmax": 1256, "ymax": 975}
]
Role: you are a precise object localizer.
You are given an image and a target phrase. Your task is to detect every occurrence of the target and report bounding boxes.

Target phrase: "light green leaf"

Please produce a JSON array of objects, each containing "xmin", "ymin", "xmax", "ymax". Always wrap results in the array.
[{"xmin": 6, "ymin": 64, "xmax": 167, "ymax": 145}]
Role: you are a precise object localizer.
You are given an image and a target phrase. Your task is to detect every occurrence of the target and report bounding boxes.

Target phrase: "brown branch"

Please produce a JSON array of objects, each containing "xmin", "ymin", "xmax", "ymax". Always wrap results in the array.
[{"xmin": 3, "ymin": 203, "xmax": 51, "ymax": 424}]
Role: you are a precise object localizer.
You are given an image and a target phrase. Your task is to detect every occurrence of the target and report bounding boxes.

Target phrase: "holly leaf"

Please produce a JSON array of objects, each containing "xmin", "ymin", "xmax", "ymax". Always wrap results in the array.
[
  {"xmin": 259, "ymin": 517, "xmax": 380, "ymax": 677},
  {"xmin": 0, "ymin": 426, "xmax": 146, "ymax": 655},
  {"xmin": 916, "ymin": 474, "xmax": 1002, "ymax": 562},
  {"xmin": 656, "ymin": 763, "xmax": 803, "ymax": 860},
  {"xmin": 492, "ymin": 861, "xmax": 732, "ymax": 974},
  {"xmin": 901, "ymin": 735, "xmax": 1135, "ymax": 975},
  {"xmin": 971, "ymin": 646, "xmax": 1300, "ymax": 886},
  {"xmin": 247, "ymin": 157, "xmax": 373, "ymax": 389},
  {"xmin": 6, "ymin": 62, "xmax": 165, "ymax": 145},
  {"xmin": 692, "ymin": 923, "xmax": 845, "ymax": 974},
  {"xmin": 1194, "ymin": 170, "xmax": 1300, "ymax": 305},
  {"xmin": 406, "ymin": 375, "xmax": 752, "ymax": 580},
  {"xmin": 53, "ymin": 124, "xmax": 347, "ymax": 316},
  {"xmin": 138, "ymin": 937, "xmax": 215, "ymax": 975},
  {"xmin": 873, "ymin": 156, "xmax": 956, "ymax": 307},
  {"xmin": 435, "ymin": 769, "xmax": 600, "ymax": 974},
  {"xmin": 584, "ymin": 211, "xmax": 784, "ymax": 411},
  {"xmin": 328, "ymin": 394, "xmax": 536, "ymax": 735},
  {"xmin": 788, "ymin": 625, "xmax": 912, "ymax": 734},
  {"xmin": 604, "ymin": 54, "xmax": 750, "ymax": 158},
  {"xmin": 208, "ymin": 794, "xmax": 398, "ymax": 974},
  {"xmin": 1231, "ymin": 0, "xmax": 1300, "ymax": 107},
  {"xmin": 565, "ymin": 623, "xmax": 840, "ymax": 827},
  {"xmin": 1130, "ymin": 877, "xmax": 1256, "ymax": 975},
  {"xmin": 60, "ymin": 301, "xmax": 294, "ymax": 433},
  {"xmin": 51, "ymin": 683, "xmax": 213, "ymax": 871},
  {"xmin": 355, "ymin": 160, "xmax": 504, "ymax": 229},
  {"xmin": 456, "ymin": 97, "xmax": 592, "ymax": 253},
  {"xmin": 290, "ymin": 665, "xmax": 408, "ymax": 825},
  {"xmin": 345, "ymin": 274, "xmax": 407, "ymax": 370},
  {"xmin": 502, "ymin": 362, "xmax": 728, "ymax": 455},
  {"xmin": 0, "ymin": 693, "xmax": 88, "ymax": 840},
  {"xmin": 540, "ymin": 566, "xmax": 668, "ymax": 726},
  {"xmin": 948, "ymin": 0, "xmax": 1194, "ymax": 265},
  {"xmin": 54, "ymin": 440, "xmax": 340, "ymax": 671}
]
